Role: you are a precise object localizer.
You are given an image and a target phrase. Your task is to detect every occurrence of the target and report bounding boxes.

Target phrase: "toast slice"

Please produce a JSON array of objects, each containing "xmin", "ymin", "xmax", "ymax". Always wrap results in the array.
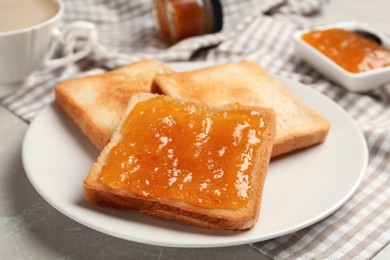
[
  {"xmin": 55, "ymin": 59, "xmax": 174, "ymax": 151},
  {"xmin": 84, "ymin": 93, "xmax": 276, "ymax": 230},
  {"xmin": 152, "ymin": 61, "xmax": 330, "ymax": 158}
]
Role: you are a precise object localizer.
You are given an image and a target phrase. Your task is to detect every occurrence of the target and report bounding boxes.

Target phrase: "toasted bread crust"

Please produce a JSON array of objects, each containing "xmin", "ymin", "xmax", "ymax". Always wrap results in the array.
[
  {"xmin": 55, "ymin": 59, "xmax": 174, "ymax": 151},
  {"xmin": 152, "ymin": 61, "xmax": 330, "ymax": 158},
  {"xmin": 56, "ymin": 86, "xmax": 107, "ymax": 149},
  {"xmin": 84, "ymin": 93, "xmax": 276, "ymax": 230}
]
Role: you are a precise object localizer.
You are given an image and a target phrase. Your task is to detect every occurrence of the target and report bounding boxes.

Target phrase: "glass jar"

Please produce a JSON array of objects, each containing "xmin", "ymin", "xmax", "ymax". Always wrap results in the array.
[{"xmin": 154, "ymin": 0, "xmax": 223, "ymax": 45}]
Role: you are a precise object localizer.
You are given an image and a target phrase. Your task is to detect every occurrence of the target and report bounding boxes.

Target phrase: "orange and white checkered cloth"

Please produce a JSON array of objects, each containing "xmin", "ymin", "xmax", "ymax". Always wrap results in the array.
[{"xmin": 2, "ymin": 0, "xmax": 389, "ymax": 259}]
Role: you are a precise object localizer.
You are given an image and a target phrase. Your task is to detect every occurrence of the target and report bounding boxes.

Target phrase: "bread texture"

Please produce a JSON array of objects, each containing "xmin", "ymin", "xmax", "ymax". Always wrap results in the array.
[
  {"xmin": 84, "ymin": 93, "xmax": 276, "ymax": 230},
  {"xmin": 152, "ymin": 61, "xmax": 330, "ymax": 157},
  {"xmin": 55, "ymin": 59, "xmax": 174, "ymax": 151}
]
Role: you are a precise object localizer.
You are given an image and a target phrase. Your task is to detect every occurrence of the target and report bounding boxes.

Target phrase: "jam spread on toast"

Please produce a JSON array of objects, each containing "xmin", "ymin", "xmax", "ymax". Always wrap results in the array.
[{"xmin": 99, "ymin": 96, "xmax": 267, "ymax": 209}]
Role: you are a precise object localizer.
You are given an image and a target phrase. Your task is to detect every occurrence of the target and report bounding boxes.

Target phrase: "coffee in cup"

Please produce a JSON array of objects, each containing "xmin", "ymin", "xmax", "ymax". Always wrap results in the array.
[
  {"xmin": 0, "ymin": 0, "xmax": 97, "ymax": 96},
  {"xmin": 0, "ymin": 0, "xmax": 59, "ymax": 32}
]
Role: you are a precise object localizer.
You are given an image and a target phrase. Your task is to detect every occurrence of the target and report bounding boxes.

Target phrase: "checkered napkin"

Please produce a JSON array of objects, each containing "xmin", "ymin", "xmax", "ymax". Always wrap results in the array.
[{"xmin": 2, "ymin": 0, "xmax": 389, "ymax": 258}]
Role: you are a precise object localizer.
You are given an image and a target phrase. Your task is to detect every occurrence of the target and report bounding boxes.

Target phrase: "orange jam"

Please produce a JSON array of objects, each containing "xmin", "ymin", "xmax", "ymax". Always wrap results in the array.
[
  {"xmin": 99, "ymin": 96, "xmax": 267, "ymax": 209},
  {"xmin": 154, "ymin": 0, "xmax": 223, "ymax": 45},
  {"xmin": 302, "ymin": 28, "xmax": 390, "ymax": 73},
  {"xmin": 155, "ymin": 0, "xmax": 205, "ymax": 45}
]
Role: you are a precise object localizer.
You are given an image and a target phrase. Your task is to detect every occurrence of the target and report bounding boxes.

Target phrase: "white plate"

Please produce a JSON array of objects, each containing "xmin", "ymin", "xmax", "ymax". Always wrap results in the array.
[{"xmin": 22, "ymin": 62, "xmax": 368, "ymax": 248}]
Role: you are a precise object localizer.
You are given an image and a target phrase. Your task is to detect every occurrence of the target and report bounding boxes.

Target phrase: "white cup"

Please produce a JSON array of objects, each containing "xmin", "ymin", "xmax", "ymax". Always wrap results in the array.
[{"xmin": 0, "ymin": 0, "xmax": 97, "ymax": 92}]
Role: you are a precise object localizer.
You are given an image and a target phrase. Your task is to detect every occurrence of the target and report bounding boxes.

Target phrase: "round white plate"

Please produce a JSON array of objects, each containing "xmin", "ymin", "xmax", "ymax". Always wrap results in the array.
[{"xmin": 22, "ymin": 62, "xmax": 368, "ymax": 248}]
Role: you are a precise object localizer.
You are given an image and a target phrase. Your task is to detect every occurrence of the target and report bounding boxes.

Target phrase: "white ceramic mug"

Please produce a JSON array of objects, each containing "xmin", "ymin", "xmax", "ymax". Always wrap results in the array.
[{"xmin": 0, "ymin": 0, "xmax": 97, "ymax": 89}]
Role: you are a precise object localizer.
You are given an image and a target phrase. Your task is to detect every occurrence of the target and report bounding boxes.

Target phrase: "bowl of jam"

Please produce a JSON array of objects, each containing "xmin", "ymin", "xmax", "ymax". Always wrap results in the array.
[{"xmin": 293, "ymin": 21, "xmax": 390, "ymax": 92}]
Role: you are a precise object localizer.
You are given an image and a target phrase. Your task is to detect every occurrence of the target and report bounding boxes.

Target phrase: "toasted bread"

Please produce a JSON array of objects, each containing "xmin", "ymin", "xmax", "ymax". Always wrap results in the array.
[
  {"xmin": 152, "ymin": 61, "xmax": 330, "ymax": 157},
  {"xmin": 84, "ymin": 93, "xmax": 276, "ymax": 230},
  {"xmin": 55, "ymin": 59, "xmax": 174, "ymax": 151}
]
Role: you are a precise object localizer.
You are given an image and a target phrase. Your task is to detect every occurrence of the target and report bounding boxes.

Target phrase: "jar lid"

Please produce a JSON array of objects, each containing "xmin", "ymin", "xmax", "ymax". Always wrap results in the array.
[{"xmin": 210, "ymin": 0, "xmax": 223, "ymax": 33}]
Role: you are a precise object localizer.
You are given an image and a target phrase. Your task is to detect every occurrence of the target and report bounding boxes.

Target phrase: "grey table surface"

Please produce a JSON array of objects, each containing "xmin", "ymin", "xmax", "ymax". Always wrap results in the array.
[{"xmin": 1, "ymin": 1, "xmax": 390, "ymax": 259}]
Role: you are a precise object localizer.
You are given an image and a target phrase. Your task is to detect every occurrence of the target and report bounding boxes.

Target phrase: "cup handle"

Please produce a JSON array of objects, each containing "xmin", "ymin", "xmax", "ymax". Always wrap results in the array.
[{"xmin": 44, "ymin": 21, "xmax": 98, "ymax": 70}]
